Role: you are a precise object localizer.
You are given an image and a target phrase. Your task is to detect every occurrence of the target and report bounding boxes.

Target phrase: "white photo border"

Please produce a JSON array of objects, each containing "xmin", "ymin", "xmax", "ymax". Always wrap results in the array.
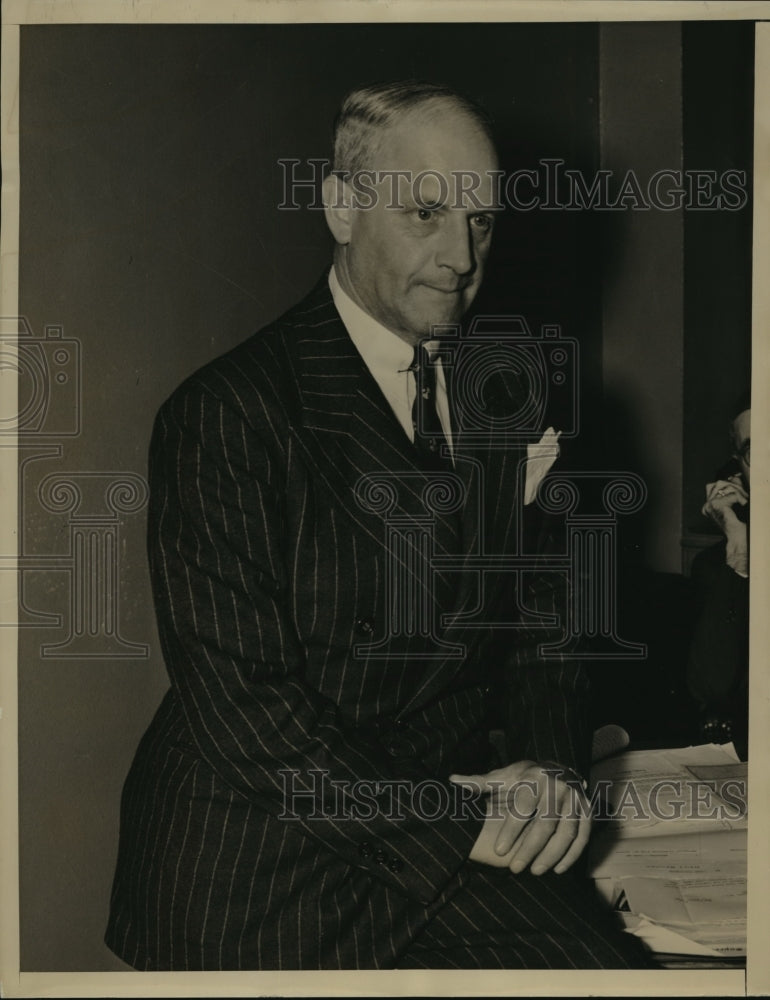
[{"xmin": 1, "ymin": 3, "xmax": 768, "ymax": 997}]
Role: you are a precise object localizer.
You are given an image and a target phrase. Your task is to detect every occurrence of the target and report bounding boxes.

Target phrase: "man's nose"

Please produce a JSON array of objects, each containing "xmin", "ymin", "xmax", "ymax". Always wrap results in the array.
[{"xmin": 436, "ymin": 215, "xmax": 476, "ymax": 276}]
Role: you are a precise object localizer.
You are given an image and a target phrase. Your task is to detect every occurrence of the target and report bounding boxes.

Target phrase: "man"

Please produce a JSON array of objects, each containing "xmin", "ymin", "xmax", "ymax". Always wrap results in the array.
[
  {"xmin": 688, "ymin": 398, "xmax": 750, "ymax": 758},
  {"xmin": 105, "ymin": 81, "xmax": 650, "ymax": 970}
]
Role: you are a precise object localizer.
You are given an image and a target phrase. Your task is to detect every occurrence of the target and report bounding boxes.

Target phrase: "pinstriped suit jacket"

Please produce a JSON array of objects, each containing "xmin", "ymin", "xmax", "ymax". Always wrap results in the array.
[{"xmin": 105, "ymin": 274, "xmax": 591, "ymax": 970}]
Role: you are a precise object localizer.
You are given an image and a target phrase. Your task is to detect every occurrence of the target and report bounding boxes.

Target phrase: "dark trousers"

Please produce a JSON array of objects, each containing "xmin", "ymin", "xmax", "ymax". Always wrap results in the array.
[{"xmin": 397, "ymin": 863, "xmax": 655, "ymax": 969}]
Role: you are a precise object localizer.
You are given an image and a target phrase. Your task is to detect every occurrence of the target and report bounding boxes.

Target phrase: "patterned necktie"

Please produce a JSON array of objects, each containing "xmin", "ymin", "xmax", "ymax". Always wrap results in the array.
[{"xmin": 411, "ymin": 344, "xmax": 452, "ymax": 469}]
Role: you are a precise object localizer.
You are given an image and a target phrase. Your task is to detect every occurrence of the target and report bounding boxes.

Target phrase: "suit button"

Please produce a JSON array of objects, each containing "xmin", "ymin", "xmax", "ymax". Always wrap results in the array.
[
  {"xmin": 355, "ymin": 618, "xmax": 375, "ymax": 635},
  {"xmin": 393, "ymin": 718, "xmax": 406, "ymax": 730},
  {"xmin": 374, "ymin": 848, "xmax": 388, "ymax": 865},
  {"xmin": 388, "ymin": 857, "xmax": 403, "ymax": 873},
  {"xmin": 359, "ymin": 841, "xmax": 373, "ymax": 859}
]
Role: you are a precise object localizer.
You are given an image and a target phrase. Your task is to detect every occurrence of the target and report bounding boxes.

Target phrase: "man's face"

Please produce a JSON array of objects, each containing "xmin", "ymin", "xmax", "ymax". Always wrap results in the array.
[
  {"xmin": 732, "ymin": 407, "xmax": 751, "ymax": 488},
  {"xmin": 338, "ymin": 104, "xmax": 499, "ymax": 345}
]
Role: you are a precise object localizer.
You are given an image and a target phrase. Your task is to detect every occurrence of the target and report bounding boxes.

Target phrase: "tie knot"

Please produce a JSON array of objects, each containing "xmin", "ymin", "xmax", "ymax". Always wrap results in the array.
[{"xmin": 412, "ymin": 345, "xmax": 438, "ymax": 400}]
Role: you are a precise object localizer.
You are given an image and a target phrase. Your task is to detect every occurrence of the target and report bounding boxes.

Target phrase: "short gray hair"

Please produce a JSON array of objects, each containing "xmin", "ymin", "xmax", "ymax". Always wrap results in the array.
[{"xmin": 332, "ymin": 80, "xmax": 496, "ymax": 177}]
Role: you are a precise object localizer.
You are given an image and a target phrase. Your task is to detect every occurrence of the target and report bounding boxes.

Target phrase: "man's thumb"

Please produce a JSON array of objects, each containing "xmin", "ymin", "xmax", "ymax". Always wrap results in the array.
[{"xmin": 448, "ymin": 773, "xmax": 489, "ymax": 793}]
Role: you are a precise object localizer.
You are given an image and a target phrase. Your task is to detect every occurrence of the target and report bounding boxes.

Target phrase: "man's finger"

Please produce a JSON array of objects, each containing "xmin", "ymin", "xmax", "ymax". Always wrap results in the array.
[
  {"xmin": 552, "ymin": 814, "xmax": 592, "ymax": 874},
  {"xmin": 706, "ymin": 478, "xmax": 748, "ymax": 504},
  {"xmin": 706, "ymin": 478, "xmax": 732, "ymax": 494},
  {"xmin": 524, "ymin": 814, "xmax": 580, "ymax": 875},
  {"xmin": 713, "ymin": 487, "xmax": 744, "ymax": 503},
  {"xmin": 448, "ymin": 773, "xmax": 490, "ymax": 793},
  {"xmin": 506, "ymin": 811, "xmax": 562, "ymax": 873},
  {"xmin": 506, "ymin": 781, "xmax": 592, "ymax": 874},
  {"xmin": 530, "ymin": 786, "xmax": 592, "ymax": 874},
  {"xmin": 493, "ymin": 806, "xmax": 535, "ymax": 856}
]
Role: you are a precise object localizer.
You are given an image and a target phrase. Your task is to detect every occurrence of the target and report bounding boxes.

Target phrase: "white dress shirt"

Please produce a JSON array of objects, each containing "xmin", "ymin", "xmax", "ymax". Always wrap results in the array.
[{"xmin": 328, "ymin": 267, "xmax": 454, "ymax": 458}]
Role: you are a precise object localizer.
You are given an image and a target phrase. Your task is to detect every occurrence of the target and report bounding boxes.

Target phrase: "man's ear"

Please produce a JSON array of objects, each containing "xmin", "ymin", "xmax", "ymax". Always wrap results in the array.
[{"xmin": 323, "ymin": 174, "xmax": 353, "ymax": 245}]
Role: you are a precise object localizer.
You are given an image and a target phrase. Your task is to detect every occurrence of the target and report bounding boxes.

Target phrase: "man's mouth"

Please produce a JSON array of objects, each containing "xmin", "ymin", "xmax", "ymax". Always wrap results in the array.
[{"xmin": 424, "ymin": 284, "xmax": 468, "ymax": 295}]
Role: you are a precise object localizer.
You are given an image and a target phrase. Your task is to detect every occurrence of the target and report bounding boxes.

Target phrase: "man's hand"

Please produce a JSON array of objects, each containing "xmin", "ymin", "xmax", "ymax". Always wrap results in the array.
[
  {"xmin": 702, "ymin": 475, "xmax": 749, "ymax": 577},
  {"xmin": 450, "ymin": 760, "xmax": 591, "ymax": 876}
]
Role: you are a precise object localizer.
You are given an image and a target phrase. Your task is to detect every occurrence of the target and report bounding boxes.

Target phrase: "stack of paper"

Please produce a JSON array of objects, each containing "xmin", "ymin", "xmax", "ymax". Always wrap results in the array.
[{"xmin": 587, "ymin": 743, "xmax": 747, "ymax": 963}]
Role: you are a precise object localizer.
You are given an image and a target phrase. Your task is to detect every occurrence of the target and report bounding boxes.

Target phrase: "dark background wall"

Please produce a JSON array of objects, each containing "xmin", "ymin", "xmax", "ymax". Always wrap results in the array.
[
  {"xmin": 682, "ymin": 21, "xmax": 754, "ymax": 547},
  {"xmin": 17, "ymin": 21, "xmax": 753, "ymax": 971},
  {"xmin": 599, "ymin": 21, "xmax": 685, "ymax": 573}
]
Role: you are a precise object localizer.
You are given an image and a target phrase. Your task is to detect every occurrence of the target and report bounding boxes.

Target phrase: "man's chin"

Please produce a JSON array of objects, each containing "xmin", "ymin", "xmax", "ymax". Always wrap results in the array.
[{"xmin": 412, "ymin": 305, "xmax": 467, "ymax": 338}]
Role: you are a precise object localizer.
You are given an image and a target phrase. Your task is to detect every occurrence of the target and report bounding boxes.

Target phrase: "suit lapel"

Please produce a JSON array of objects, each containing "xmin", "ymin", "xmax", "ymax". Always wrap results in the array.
[{"xmin": 285, "ymin": 281, "xmax": 464, "ymax": 598}]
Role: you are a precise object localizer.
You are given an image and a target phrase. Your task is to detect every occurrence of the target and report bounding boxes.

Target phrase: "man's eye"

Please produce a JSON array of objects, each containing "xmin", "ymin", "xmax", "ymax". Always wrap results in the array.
[
  {"xmin": 471, "ymin": 214, "xmax": 493, "ymax": 232},
  {"xmin": 416, "ymin": 208, "xmax": 435, "ymax": 221}
]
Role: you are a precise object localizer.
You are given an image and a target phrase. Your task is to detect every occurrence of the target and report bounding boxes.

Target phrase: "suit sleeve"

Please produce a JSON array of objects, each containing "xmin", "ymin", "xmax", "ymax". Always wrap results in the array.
[{"xmin": 147, "ymin": 378, "xmax": 482, "ymax": 906}]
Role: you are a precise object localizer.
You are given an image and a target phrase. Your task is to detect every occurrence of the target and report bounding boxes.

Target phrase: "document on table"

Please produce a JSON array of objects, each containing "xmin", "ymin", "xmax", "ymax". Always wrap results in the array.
[
  {"xmin": 622, "ymin": 875, "xmax": 746, "ymax": 927},
  {"xmin": 589, "ymin": 743, "xmax": 747, "ymax": 839},
  {"xmin": 619, "ymin": 914, "xmax": 746, "ymax": 960},
  {"xmin": 588, "ymin": 827, "xmax": 747, "ymax": 879},
  {"xmin": 685, "ymin": 761, "xmax": 749, "ymax": 807},
  {"xmin": 588, "ymin": 744, "xmax": 748, "ymax": 962}
]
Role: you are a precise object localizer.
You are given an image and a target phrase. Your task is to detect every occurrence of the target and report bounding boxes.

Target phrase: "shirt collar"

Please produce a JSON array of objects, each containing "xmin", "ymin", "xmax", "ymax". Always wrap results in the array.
[{"xmin": 328, "ymin": 266, "xmax": 439, "ymax": 373}]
